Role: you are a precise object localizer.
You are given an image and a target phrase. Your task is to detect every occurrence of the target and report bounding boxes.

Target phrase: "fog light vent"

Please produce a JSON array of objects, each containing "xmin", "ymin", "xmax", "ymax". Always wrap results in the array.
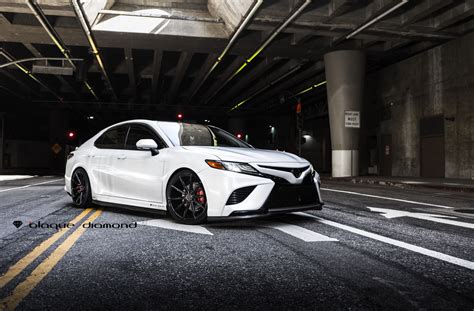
[{"xmin": 226, "ymin": 186, "xmax": 256, "ymax": 205}]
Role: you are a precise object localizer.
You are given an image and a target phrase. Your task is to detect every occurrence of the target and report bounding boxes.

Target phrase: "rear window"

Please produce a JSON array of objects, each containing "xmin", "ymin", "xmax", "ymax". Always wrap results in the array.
[{"xmin": 95, "ymin": 126, "xmax": 128, "ymax": 149}]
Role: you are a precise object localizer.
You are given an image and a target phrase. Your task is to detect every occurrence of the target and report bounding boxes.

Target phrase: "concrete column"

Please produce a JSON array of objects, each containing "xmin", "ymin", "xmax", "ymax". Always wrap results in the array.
[{"xmin": 324, "ymin": 50, "xmax": 365, "ymax": 177}]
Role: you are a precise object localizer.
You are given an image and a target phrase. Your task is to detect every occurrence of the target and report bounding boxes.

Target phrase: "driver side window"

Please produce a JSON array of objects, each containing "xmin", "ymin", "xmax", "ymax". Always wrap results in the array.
[{"xmin": 125, "ymin": 125, "xmax": 165, "ymax": 150}]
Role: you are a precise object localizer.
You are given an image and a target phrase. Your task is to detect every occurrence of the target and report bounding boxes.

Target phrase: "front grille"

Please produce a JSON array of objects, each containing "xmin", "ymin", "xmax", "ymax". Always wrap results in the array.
[
  {"xmin": 264, "ymin": 183, "xmax": 319, "ymax": 210},
  {"xmin": 258, "ymin": 165, "xmax": 310, "ymax": 178},
  {"xmin": 226, "ymin": 186, "xmax": 256, "ymax": 205},
  {"xmin": 302, "ymin": 173, "xmax": 314, "ymax": 184}
]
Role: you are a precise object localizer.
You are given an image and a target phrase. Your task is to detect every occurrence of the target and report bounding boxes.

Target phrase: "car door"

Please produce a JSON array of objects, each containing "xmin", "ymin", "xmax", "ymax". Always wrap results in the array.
[
  {"xmin": 113, "ymin": 124, "xmax": 166, "ymax": 204},
  {"xmin": 88, "ymin": 125, "xmax": 129, "ymax": 198}
]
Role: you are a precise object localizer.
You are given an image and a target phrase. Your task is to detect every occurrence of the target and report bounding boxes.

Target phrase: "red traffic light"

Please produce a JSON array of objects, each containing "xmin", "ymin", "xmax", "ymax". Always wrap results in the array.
[
  {"xmin": 67, "ymin": 131, "xmax": 76, "ymax": 139},
  {"xmin": 236, "ymin": 133, "xmax": 242, "ymax": 139},
  {"xmin": 177, "ymin": 113, "xmax": 183, "ymax": 120},
  {"xmin": 296, "ymin": 101, "xmax": 302, "ymax": 114}
]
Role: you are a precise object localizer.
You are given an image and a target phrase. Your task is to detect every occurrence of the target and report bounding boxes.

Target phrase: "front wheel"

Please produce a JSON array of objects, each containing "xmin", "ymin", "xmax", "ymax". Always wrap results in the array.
[
  {"xmin": 166, "ymin": 169, "xmax": 207, "ymax": 225},
  {"xmin": 71, "ymin": 168, "xmax": 92, "ymax": 208}
]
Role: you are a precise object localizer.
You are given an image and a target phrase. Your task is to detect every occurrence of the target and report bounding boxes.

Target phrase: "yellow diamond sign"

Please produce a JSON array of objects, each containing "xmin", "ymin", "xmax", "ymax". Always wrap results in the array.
[{"xmin": 51, "ymin": 143, "xmax": 62, "ymax": 155}]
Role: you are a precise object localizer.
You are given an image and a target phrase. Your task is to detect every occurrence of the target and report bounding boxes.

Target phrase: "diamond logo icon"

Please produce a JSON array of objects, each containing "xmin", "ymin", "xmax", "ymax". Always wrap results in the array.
[{"xmin": 13, "ymin": 220, "xmax": 23, "ymax": 228}]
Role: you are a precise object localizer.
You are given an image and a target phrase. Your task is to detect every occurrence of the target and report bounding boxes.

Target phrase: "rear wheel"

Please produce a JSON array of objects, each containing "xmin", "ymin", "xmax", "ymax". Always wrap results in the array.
[
  {"xmin": 71, "ymin": 168, "xmax": 92, "ymax": 208},
  {"xmin": 166, "ymin": 169, "xmax": 207, "ymax": 225}
]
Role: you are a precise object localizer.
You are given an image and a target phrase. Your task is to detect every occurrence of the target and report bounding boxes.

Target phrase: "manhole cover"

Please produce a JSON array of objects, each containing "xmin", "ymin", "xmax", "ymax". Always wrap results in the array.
[{"xmin": 455, "ymin": 209, "xmax": 474, "ymax": 214}]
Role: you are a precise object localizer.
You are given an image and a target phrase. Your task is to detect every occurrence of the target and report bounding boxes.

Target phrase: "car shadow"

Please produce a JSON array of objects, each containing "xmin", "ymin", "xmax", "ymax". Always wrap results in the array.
[{"xmin": 67, "ymin": 202, "xmax": 317, "ymax": 228}]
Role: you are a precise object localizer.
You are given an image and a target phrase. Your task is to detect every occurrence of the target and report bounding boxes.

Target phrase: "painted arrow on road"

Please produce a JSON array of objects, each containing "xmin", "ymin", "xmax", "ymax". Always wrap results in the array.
[{"xmin": 368, "ymin": 207, "xmax": 474, "ymax": 229}]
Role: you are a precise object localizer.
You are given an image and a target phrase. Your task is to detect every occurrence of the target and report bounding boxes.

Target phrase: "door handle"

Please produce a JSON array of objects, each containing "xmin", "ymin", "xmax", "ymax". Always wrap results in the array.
[{"xmin": 117, "ymin": 154, "xmax": 127, "ymax": 160}]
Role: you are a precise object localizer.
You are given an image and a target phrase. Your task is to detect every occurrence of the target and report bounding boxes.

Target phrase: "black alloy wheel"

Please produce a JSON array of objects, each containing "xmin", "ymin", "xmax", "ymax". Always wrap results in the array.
[
  {"xmin": 166, "ymin": 169, "xmax": 207, "ymax": 225},
  {"xmin": 71, "ymin": 168, "xmax": 92, "ymax": 208}
]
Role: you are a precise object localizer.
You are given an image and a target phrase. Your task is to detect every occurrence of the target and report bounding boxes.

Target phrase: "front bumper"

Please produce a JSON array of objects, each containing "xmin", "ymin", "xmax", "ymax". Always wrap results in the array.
[
  {"xmin": 219, "ymin": 180, "xmax": 323, "ymax": 219},
  {"xmin": 64, "ymin": 174, "xmax": 71, "ymax": 195},
  {"xmin": 200, "ymin": 166, "xmax": 324, "ymax": 218}
]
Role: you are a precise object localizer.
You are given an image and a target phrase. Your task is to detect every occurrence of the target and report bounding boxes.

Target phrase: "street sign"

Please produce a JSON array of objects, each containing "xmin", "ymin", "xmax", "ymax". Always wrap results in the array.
[{"xmin": 344, "ymin": 110, "xmax": 360, "ymax": 128}]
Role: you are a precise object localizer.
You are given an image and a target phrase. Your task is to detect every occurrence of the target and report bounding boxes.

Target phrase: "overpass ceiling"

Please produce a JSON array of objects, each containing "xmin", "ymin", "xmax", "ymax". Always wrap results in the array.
[{"xmin": 0, "ymin": 0, "xmax": 473, "ymax": 116}]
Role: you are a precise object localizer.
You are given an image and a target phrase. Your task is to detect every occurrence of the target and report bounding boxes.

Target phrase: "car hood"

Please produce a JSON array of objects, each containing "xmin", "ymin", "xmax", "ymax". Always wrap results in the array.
[{"xmin": 182, "ymin": 146, "xmax": 308, "ymax": 164}]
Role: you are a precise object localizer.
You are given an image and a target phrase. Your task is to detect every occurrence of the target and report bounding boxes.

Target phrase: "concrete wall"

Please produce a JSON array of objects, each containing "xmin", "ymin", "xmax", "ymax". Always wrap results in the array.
[
  {"xmin": 370, "ymin": 32, "xmax": 474, "ymax": 179},
  {"xmin": 3, "ymin": 140, "xmax": 51, "ymax": 169}
]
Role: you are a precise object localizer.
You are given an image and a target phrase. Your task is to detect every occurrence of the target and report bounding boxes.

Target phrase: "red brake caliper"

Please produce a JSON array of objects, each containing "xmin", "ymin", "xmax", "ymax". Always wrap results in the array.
[{"xmin": 195, "ymin": 187, "xmax": 206, "ymax": 205}]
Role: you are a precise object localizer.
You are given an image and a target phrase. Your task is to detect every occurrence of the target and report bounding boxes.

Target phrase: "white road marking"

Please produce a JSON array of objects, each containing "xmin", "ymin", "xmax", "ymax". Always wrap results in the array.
[
  {"xmin": 296, "ymin": 212, "xmax": 474, "ymax": 270},
  {"xmin": 0, "ymin": 179, "xmax": 63, "ymax": 193},
  {"xmin": 321, "ymin": 188, "xmax": 456, "ymax": 209},
  {"xmin": 368, "ymin": 207, "xmax": 474, "ymax": 229},
  {"xmin": 137, "ymin": 219, "xmax": 213, "ymax": 235},
  {"xmin": 262, "ymin": 222, "xmax": 338, "ymax": 242},
  {"xmin": 0, "ymin": 175, "xmax": 35, "ymax": 181}
]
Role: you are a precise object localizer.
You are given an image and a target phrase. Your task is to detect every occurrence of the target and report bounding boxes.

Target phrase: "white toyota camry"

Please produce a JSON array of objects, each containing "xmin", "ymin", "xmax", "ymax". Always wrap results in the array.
[{"xmin": 65, "ymin": 120, "xmax": 323, "ymax": 224}]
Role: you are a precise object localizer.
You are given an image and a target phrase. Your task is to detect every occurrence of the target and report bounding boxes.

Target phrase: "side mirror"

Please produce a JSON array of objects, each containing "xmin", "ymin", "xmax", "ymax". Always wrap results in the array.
[{"xmin": 136, "ymin": 139, "xmax": 159, "ymax": 156}]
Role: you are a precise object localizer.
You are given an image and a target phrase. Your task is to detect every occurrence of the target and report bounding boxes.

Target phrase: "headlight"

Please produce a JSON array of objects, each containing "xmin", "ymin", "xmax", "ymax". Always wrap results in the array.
[
  {"xmin": 205, "ymin": 160, "xmax": 259, "ymax": 175},
  {"xmin": 310, "ymin": 165, "xmax": 320, "ymax": 183}
]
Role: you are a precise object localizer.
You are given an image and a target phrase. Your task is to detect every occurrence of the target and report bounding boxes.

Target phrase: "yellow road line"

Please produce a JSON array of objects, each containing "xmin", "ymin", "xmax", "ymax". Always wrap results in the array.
[
  {"xmin": 0, "ymin": 209, "xmax": 103, "ymax": 311},
  {"xmin": 0, "ymin": 208, "xmax": 93, "ymax": 290}
]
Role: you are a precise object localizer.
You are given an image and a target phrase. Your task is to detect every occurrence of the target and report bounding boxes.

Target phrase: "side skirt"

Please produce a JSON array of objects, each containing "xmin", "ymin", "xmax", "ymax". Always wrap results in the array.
[{"xmin": 92, "ymin": 200, "xmax": 168, "ymax": 216}]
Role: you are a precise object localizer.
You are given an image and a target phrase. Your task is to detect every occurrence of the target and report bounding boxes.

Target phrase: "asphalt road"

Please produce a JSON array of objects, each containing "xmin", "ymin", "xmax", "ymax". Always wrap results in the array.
[{"xmin": 0, "ymin": 176, "xmax": 473, "ymax": 310}]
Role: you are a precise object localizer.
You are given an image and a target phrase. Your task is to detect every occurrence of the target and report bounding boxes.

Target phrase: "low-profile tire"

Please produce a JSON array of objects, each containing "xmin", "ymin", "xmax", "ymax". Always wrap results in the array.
[
  {"xmin": 71, "ymin": 168, "xmax": 92, "ymax": 208},
  {"xmin": 166, "ymin": 169, "xmax": 207, "ymax": 225}
]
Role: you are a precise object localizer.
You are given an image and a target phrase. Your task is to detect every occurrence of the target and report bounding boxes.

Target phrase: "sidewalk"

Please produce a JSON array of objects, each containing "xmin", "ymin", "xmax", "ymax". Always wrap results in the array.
[{"xmin": 321, "ymin": 175, "xmax": 474, "ymax": 192}]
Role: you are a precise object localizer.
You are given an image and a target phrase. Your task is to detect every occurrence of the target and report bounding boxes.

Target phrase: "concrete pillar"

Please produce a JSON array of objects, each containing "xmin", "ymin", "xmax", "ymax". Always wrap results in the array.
[{"xmin": 324, "ymin": 50, "xmax": 365, "ymax": 177}]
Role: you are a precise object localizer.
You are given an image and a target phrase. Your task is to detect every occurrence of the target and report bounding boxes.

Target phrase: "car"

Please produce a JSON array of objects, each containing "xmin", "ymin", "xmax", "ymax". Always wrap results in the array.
[{"xmin": 65, "ymin": 120, "xmax": 323, "ymax": 224}]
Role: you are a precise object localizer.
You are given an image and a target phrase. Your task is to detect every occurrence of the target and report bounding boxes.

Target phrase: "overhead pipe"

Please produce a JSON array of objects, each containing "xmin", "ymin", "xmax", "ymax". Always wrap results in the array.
[
  {"xmin": 0, "ymin": 57, "xmax": 83, "ymax": 69},
  {"xmin": 71, "ymin": 0, "xmax": 117, "ymax": 101},
  {"xmin": 26, "ymin": 0, "xmax": 99, "ymax": 100},
  {"xmin": 305, "ymin": 0, "xmax": 410, "ymax": 61},
  {"xmin": 229, "ymin": 63, "xmax": 303, "ymax": 111},
  {"xmin": 0, "ymin": 49, "xmax": 63, "ymax": 102},
  {"xmin": 26, "ymin": 0, "xmax": 76, "ymax": 70},
  {"xmin": 206, "ymin": 0, "xmax": 312, "ymax": 105},
  {"xmin": 345, "ymin": 0, "xmax": 409, "ymax": 39},
  {"xmin": 188, "ymin": 0, "xmax": 263, "ymax": 102},
  {"xmin": 294, "ymin": 80, "xmax": 327, "ymax": 97}
]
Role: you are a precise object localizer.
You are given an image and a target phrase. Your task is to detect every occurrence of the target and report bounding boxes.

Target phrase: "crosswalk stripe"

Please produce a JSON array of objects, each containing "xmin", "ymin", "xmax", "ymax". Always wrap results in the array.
[
  {"xmin": 262, "ymin": 222, "xmax": 338, "ymax": 242},
  {"xmin": 137, "ymin": 219, "xmax": 213, "ymax": 235}
]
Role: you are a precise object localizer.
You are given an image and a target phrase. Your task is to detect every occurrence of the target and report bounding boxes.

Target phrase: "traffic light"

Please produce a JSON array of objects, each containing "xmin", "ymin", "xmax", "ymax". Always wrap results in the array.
[
  {"xmin": 236, "ymin": 133, "xmax": 242, "ymax": 139},
  {"xmin": 177, "ymin": 113, "xmax": 183, "ymax": 120},
  {"xmin": 296, "ymin": 100, "xmax": 303, "ymax": 130},
  {"xmin": 67, "ymin": 131, "xmax": 76, "ymax": 140}
]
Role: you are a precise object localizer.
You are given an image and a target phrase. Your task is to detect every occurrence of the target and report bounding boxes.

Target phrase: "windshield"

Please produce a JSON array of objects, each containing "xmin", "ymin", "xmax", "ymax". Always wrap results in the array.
[{"xmin": 178, "ymin": 124, "xmax": 251, "ymax": 148}]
